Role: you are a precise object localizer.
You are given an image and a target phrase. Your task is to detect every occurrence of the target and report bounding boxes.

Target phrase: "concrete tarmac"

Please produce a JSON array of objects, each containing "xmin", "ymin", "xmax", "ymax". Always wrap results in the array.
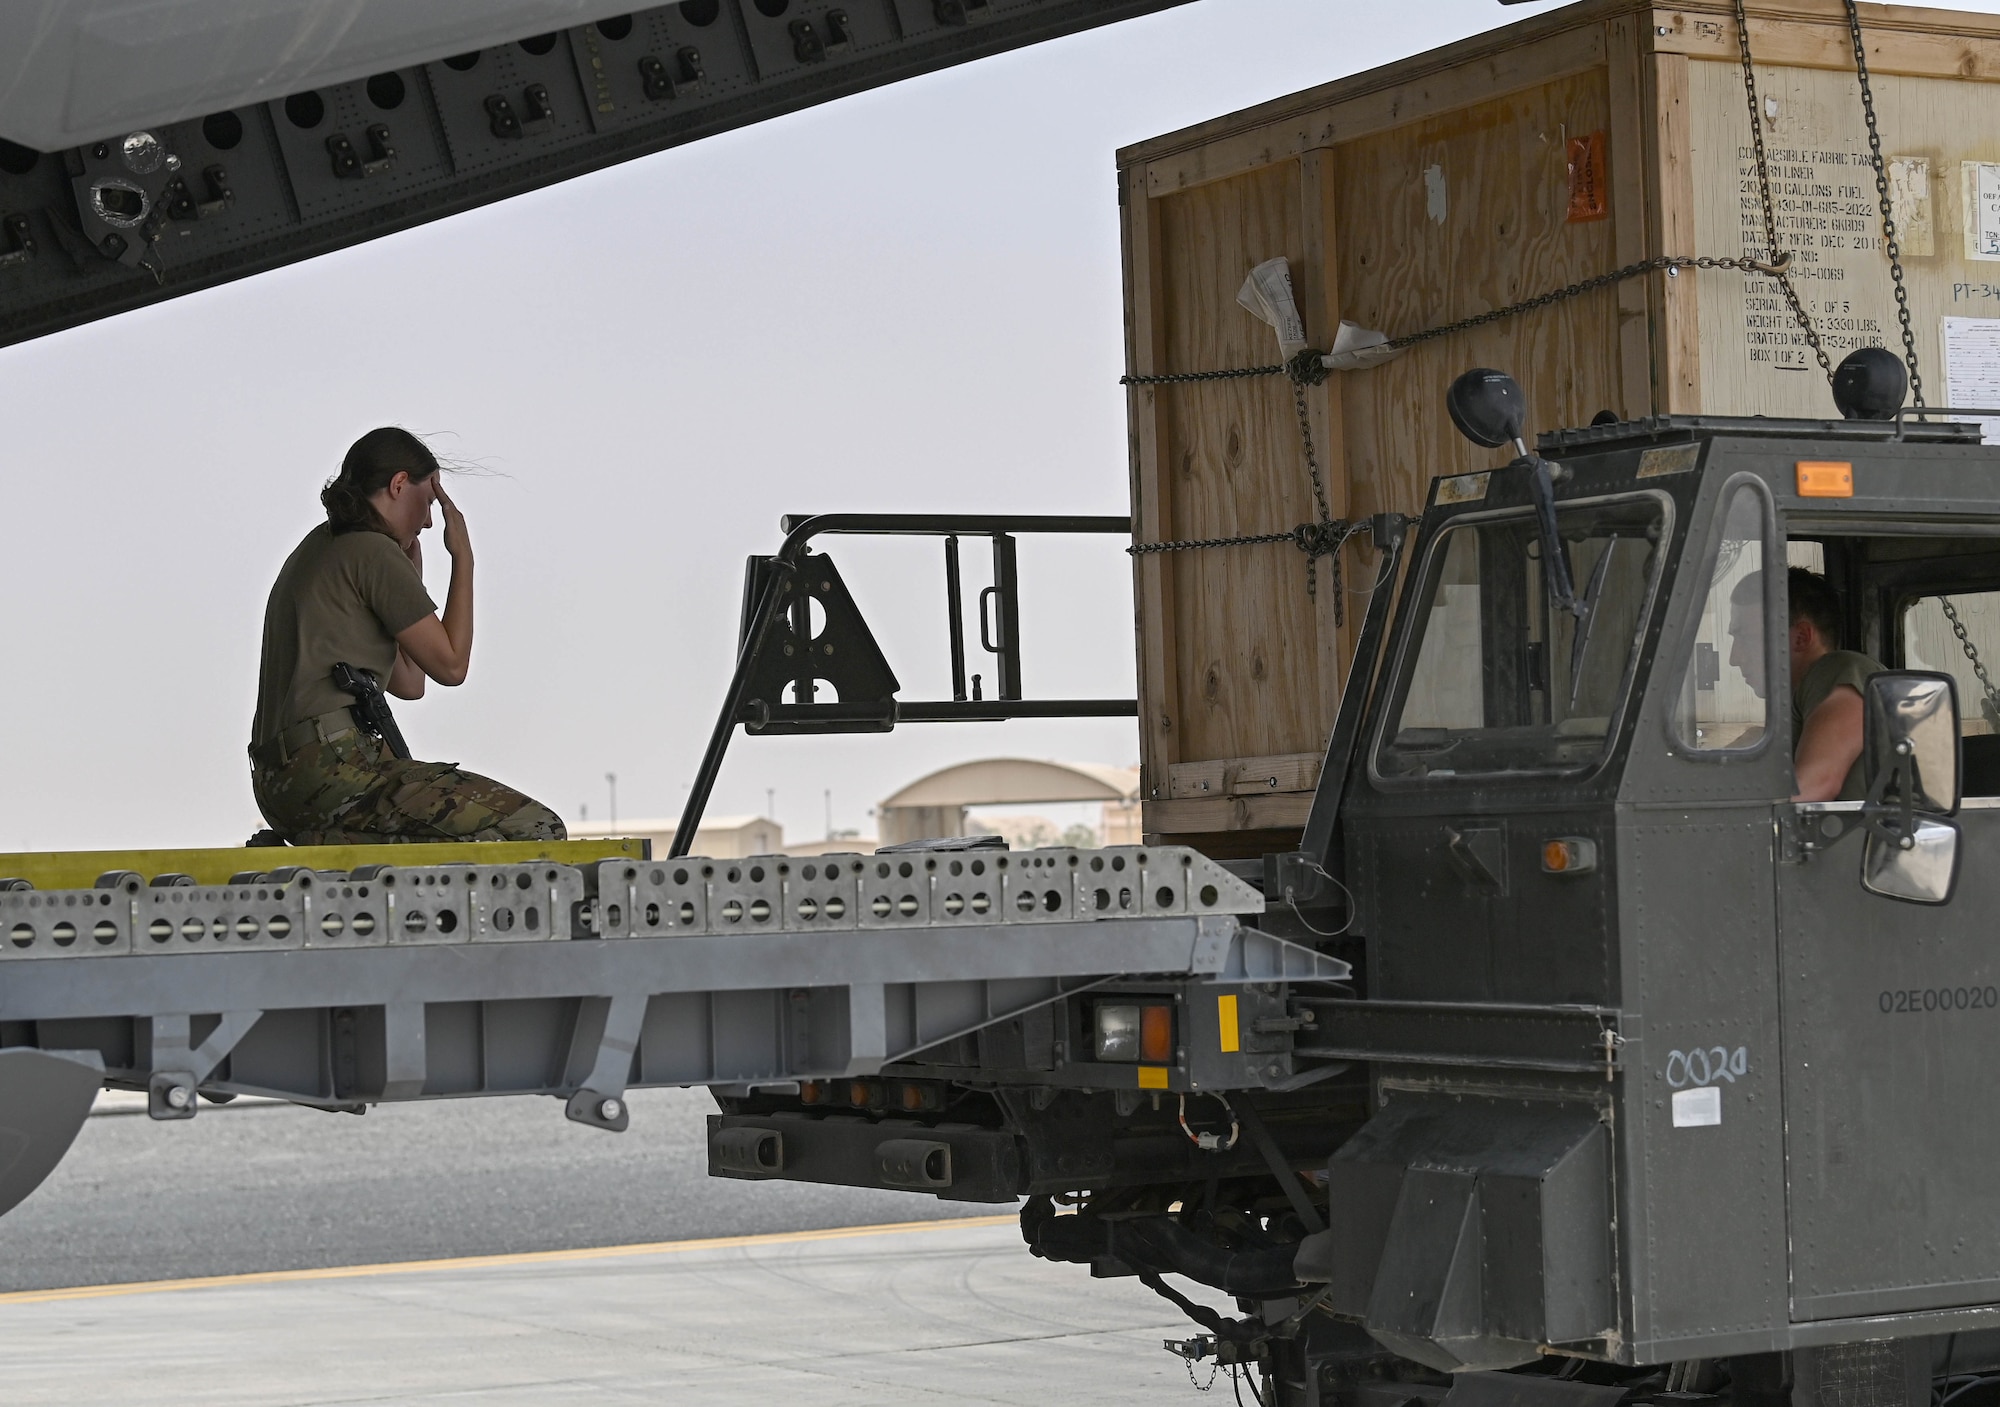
[
  {"xmin": 0, "ymin": 1088, "xmax": 1240, "ymax": 1403},
  {"xmin": 0, "ymin": 1087, "xmax": 975, "ymax": 1291},
  {"xmin": 0, "ymin": 1218, "xmax": 1239, "ymax": 1405}
]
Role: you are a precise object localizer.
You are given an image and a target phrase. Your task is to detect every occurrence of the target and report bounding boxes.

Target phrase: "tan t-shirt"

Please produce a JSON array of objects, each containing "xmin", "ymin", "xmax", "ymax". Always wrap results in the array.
[
  {"xmin": 252, "ymin": 524, "xmax": 437, "ymax": 748},
  {"xmin": 1792, "ymin": 648, "xmax": 1882, "ymax": 802}
]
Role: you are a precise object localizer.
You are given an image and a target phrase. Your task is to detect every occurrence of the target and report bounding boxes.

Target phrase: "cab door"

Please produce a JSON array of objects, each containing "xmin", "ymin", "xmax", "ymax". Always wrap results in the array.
[{"xmin": 1776, "ymin": 571, "xmax": 2000, "ymax": 1321}]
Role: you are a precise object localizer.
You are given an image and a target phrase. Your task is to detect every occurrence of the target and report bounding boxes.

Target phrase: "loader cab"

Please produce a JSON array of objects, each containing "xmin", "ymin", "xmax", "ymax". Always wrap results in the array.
[
  {"xmin": 1335, "ymin": 402, "xmax": 2000, "ymax": 1362},
  {"xmin": 1346, "ymin": 410, "xmax": 2000, "ymax": 983}
]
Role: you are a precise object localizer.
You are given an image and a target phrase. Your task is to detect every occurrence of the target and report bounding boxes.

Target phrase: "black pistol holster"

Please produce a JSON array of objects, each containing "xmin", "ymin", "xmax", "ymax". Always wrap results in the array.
[{"xmin": 331, "ymin": 662, "xmax": 413, "ymax": 761}]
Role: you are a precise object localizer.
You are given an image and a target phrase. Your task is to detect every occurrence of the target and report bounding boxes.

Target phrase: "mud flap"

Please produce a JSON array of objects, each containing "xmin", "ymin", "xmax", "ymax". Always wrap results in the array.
[{"xmin": 0, "ymin": 1047, "xmax": 104, "ymax": 1218}]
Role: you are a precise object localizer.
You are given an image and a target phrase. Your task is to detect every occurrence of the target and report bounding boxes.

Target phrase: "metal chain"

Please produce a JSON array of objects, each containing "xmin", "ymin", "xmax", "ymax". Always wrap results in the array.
[
  {"xmin": 1128, "ymin": 530, "xmax": 1298, "ymax": 554},
  {"xmin": 1123, "ymin": 343, "xmax": 1352, "ymax": 606},
  {"xmin": 1842, "ymin": 0, "xmax": 1925, "ymax": 405},
  {"xmin": 1378, "ymin": 254, "xmax": 1784, "ymax": 353},
  {"xmin": 1289, "ymin": 378, "xmax": 1341, "ymax": 602},
  {"xmin": 1183, "ymin": 1347, "xmax": 1221, "ymax": 1393},
  {"xmin": 1940, "ymin": 596, "xmax": 2000, "ymax": 725},
  {"xmin": 1733, "ymin": 0, "xmax": 1834, "ymax": 383},
  {"xmin": 1121, "ymin": 255, "xmax": 1793, "ymax": 393},
  {"xmin": 1121, "ymin": 362, "xmax": 1285, "ymax": 386},
  {"xmin": 1123, "ymin": 253, "xmax": 1790, "ymax": 620},
  {"xmin": 1293, "ymin": 382, "xmax": 1333, "ymax": 523},
  {"xmin": 1128, "ymin": 519, "xmax": 1365, "ymax": 622}
]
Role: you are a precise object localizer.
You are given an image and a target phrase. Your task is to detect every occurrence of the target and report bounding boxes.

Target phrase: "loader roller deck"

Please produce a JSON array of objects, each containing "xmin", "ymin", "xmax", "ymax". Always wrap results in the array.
[{"xmin": 0, "ymin": 842, "xmax": 1333, "ymax": 1222}]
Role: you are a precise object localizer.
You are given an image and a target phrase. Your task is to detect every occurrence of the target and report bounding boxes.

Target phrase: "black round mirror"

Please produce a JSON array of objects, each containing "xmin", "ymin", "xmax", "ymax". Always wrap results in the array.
[
  {"xmin": 1446, "ymin": 368, "xmax": 1528, "ymax": 449},
  {"xmin": 1832, "ymin": 346, "xmax": 1907, "ymax": 420}
]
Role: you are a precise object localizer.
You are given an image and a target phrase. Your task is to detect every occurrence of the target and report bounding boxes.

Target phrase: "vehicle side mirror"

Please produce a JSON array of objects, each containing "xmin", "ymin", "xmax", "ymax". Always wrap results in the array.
[
  {"xmin": 1859, "ymin": 670, "xmax": 1961, "ymax": 904},
  {"xmin": 1863, "ymin": 671, "xmax": 1960, "ymax": 813},
  {"xmin": 1443, "ymin": 367, "xmax": 1580, "ymax": 616},
  {"xmin": 1445, "ymin": 368, "xmax": 1528, "ymax": 451}
]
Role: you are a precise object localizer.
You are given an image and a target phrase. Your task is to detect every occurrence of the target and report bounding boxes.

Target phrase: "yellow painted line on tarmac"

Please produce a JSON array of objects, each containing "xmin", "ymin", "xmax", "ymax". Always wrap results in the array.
[{"xmin": 0, "ymin": 1214, "xmax": 1018, "ymax": 1307}]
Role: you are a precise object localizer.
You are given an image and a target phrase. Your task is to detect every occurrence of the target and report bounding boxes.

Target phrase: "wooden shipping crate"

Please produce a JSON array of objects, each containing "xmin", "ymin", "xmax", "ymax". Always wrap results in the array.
[{"xmin": 1122, "ymin": 0, "xmax": 2000, "ymax": 849}]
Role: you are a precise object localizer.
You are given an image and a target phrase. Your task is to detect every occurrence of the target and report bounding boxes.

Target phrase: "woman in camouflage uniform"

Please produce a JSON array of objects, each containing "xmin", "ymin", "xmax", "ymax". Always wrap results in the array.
[{"xmin": 249, "ymin": 427, "xmax": 565, "ymax": 845}]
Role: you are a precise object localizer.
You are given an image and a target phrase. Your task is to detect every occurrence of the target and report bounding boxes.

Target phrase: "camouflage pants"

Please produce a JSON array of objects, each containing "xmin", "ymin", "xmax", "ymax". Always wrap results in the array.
[{"xmin": 251, "ymin": 730, "xmax": 566, "ymax": 846}]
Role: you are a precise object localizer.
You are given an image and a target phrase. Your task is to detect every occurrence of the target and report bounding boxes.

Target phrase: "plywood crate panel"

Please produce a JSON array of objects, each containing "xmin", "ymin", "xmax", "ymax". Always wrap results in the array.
[{"xmin": 1121, "ymin": 0, "xmax": 2000, "ymax": 846}]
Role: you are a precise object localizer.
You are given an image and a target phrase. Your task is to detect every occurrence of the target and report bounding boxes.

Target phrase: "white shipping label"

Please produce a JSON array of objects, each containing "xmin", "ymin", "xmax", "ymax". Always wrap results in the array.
[
  {"xmin": 1889, "ymin": 156, "xmax": 1934, "ymax": 257},
  {"xmin": 1966, "ymin": 162, "xmax": 2000, "ymax": 261},
  {"xmin": 1942, "ymin": 316, "xmax": 2000, "ymax": 442},
  {"xmin": 1672, "ymin": 1086, "xmax": 1722, "ymax": 1128}
]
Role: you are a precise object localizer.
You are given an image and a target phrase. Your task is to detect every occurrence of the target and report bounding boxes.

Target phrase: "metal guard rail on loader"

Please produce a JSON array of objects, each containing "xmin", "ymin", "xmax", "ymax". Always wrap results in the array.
[
  {"xmin": 0, "ymin": 844, "xmax": 1345, "ymax": 1218},
  {"xmin": 673, "ymin": 512, "xmax": 1138, "ymax": 859}
]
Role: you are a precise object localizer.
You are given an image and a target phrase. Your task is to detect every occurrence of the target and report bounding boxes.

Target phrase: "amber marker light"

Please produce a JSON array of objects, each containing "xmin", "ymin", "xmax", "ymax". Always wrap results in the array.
[
  {"xmin": 1796, "ymin": 461, "xmax": 1853, "ymax": 497},
  {"xmin": 1140, "ymin": 1004, "xmax": 1174, "ymax": 1064},
  {"xmin": 1541, "ymin": 838, "xmax": 1598, "ymax": 875},
  {"xmin": 898, "ymin": 1083, "xmax": 942, "ymax": 1112}
]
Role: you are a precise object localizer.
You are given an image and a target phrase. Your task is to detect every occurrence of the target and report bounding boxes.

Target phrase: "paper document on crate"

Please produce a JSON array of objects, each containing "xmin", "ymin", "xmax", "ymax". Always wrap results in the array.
[{"xmin": 1942, "ymin": 316, "xmax": 2000, "ymax": 442}]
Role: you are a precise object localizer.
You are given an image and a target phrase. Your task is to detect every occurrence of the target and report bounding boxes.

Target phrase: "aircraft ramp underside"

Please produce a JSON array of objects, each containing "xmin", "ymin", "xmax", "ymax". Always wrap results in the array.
[{"xmin": 0, "ymin": 0, "xmax": 1191, "ymax": 350}]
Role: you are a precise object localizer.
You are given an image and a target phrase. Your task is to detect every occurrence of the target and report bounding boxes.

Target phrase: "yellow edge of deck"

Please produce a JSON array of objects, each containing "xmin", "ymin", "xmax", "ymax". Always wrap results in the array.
[{"xmin": 0, "ymin": 839, "xmax": 648, "ymax": 890}]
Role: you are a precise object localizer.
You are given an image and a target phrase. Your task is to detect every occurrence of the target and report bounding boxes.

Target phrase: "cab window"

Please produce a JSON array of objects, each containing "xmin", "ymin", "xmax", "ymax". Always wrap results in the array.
[
  {"xmin": 1796, "ymin": 533, "xmax": 2000, "ymax": 797},
  {"xmin": 1902, "ymin": 592, "xmax": 2000, "ymax": 734},
  {"xmin": 1375, "ymin": 495, "xmax": 1667, "ymax": 782},
  {"xmin": 1901, "ymin": 589, "xmax": 2000, "ymax": 795},
  {"xmin": 1672, "ymin": 484, "xmax": 1772, "ymax": 752}
]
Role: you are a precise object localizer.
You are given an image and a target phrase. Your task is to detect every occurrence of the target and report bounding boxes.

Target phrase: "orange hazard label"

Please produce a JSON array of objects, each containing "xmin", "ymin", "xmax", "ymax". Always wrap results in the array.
[{"xmin": 1567, "ymin": 131, "xmax": 1609, "ymax": 223}]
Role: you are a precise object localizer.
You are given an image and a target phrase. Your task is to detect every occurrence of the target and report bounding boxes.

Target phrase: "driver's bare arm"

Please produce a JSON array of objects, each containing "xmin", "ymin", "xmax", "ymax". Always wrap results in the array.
[{"xmin": 1793, "ymin": 684, "xmax": 1865, "ymax": 803}]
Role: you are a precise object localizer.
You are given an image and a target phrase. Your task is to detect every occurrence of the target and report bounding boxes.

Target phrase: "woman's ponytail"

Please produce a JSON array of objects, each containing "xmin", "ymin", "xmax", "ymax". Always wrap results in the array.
[{"xmin": 320, "ymin": 477, "xmax": 372, "ymax": 532}]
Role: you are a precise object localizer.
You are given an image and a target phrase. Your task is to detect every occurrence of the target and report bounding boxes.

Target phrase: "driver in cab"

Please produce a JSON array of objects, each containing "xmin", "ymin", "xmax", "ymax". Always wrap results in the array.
[{"xmin": 1728, "ymin": 566, "xmax": 1881, "ymax": 802}]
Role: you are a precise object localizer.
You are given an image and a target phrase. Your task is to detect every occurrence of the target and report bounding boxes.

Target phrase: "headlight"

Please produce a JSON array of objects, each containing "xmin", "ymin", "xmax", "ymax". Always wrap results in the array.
[
  {"xmin": 1096, "ymin": 1003, "xmax": 1141, "ymax": 1061},
  {"xmin": 1095, "ymin": 1001, "xmax": 1173, "ymax": 1063}
]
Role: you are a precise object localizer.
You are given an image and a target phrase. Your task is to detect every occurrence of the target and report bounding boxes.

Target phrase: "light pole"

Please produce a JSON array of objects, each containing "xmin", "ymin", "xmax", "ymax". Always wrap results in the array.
[{"xmin": 605, "ymin": 773, "xmax": 617, "ymax": 830}]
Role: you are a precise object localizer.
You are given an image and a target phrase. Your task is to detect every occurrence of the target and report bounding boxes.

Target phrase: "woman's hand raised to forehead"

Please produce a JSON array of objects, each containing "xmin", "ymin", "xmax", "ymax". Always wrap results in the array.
[{"xmin": 434, "ymin": 480, "xmax": 472, "ymax": 564}]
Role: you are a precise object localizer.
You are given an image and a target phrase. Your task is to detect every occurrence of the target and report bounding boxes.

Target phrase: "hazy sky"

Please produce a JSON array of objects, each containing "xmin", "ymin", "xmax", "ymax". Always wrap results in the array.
[{"xmin": 7, "ymin": 0, "xmax": 1996, "ymax": 853}]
